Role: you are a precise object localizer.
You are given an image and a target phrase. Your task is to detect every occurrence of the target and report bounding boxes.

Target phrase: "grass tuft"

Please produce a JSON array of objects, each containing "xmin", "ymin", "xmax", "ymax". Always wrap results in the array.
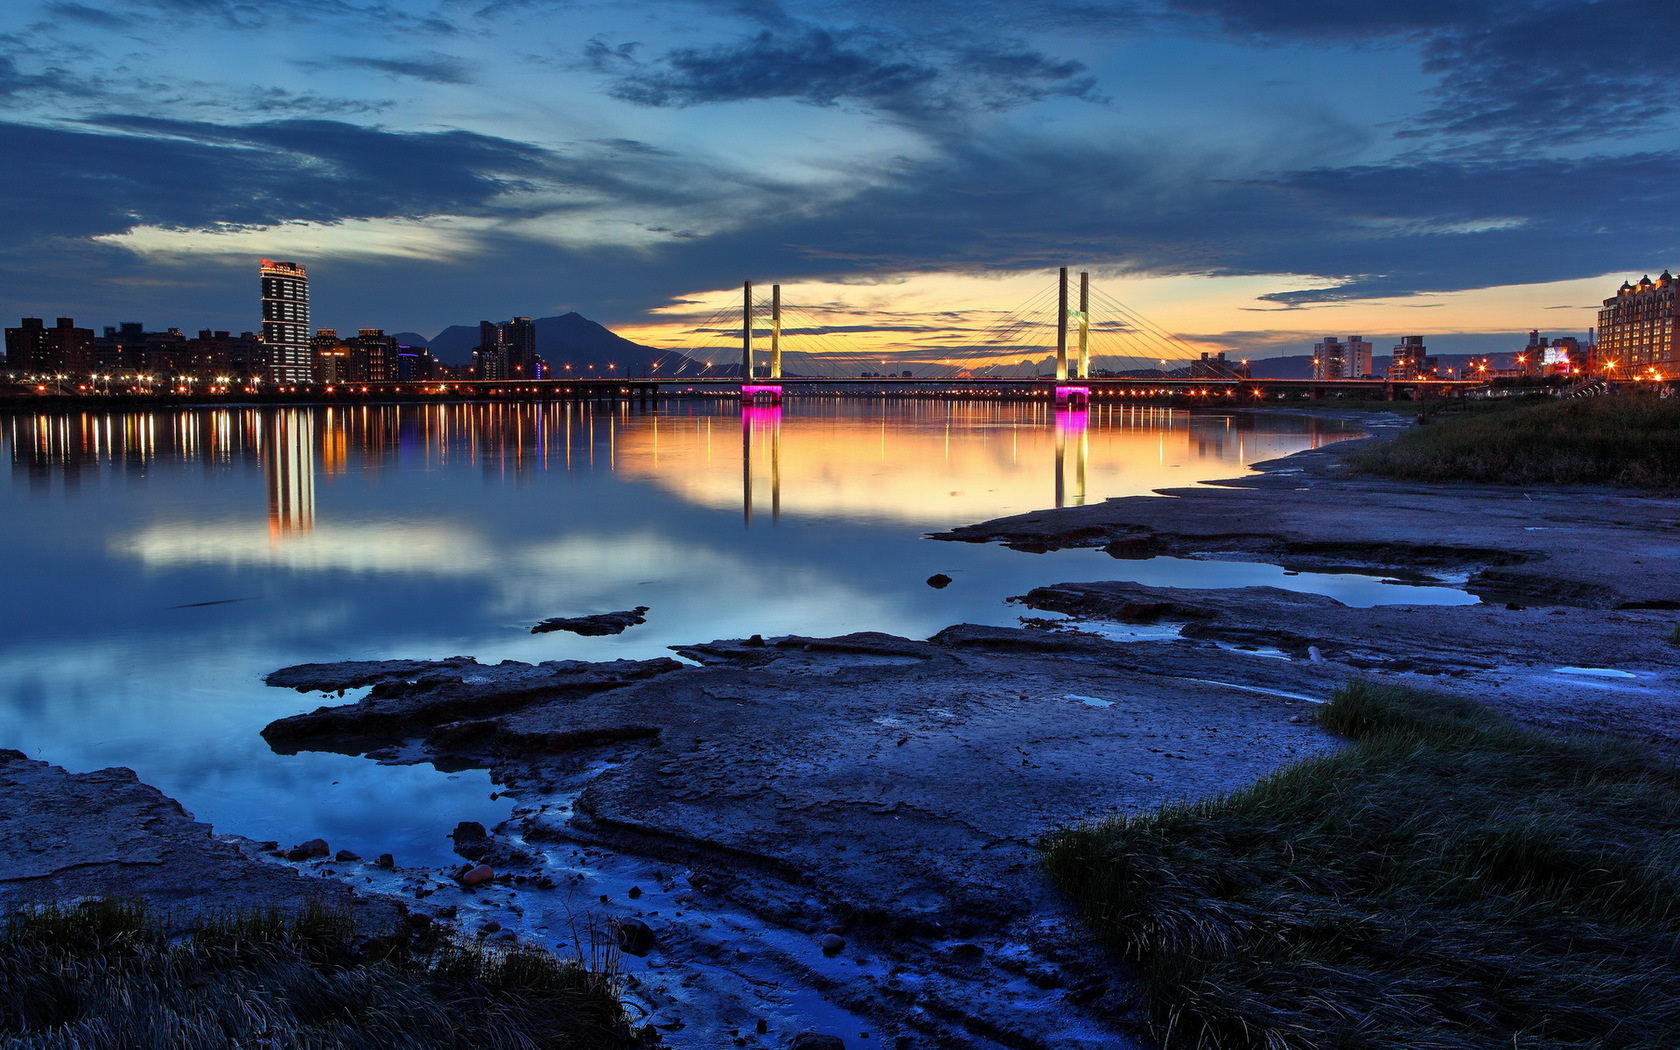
[
  {"xmin": 1350, "ymin": 394, "xmax": 1680, "ymax": 488},
  {"xmin": 0, "ymin": 901, "xmax": 633, "ymax": 1049},
  {"xmin": 1044, "ymin": 681, "xmax": 1680, "ymax": 1050}
]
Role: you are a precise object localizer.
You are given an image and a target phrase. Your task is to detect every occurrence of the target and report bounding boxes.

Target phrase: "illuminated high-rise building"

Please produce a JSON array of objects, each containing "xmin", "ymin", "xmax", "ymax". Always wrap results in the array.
[
  {"xmin": 260, "ymin": 258, "xmax": 312, "ymax": 384},
  {"xmin": 1597, "ymin": 271, "xmax": 1680, "ymax": 377}
]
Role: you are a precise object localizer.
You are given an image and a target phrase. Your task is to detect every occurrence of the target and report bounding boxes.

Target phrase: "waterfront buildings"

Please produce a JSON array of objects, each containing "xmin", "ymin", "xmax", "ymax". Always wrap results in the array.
[
  {"xmin": 1596, "ymin": 271, "xmax": 1679, "ymax": 378},
  {"xmin": 1189, "ymin": 351, "xmax": 1251, "ymax": 379},
  {"xmin": 1388, "ymin": 336, "xmax": 1436, "ymax": 380},
  {"xmin": 3, "ymin": 317, "xmax": 93, "ymax": 374},
  {"xmin": 1312, "ymin": 336, "xmax": 1372, "ymax": 380},
  {"xmin": 260, "ymin": 259, "xmax": 312, "ymax": 384},
  {"xmin": 476, "ymin": 317, "xmax": 541, "ymax": 379}
]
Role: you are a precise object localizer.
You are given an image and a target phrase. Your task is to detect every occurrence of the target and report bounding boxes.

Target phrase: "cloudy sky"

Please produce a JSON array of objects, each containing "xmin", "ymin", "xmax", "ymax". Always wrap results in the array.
[{"xmin": 1, "ymin": 0, "xmax": 1674, "ymax": 362}]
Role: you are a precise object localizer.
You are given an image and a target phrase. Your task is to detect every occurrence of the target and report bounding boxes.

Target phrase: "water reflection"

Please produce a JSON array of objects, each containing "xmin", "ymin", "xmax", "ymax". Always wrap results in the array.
[
  {"xmin": 265, "ymin": 410, "xmax": 315, "ymax": 539},
  {"xmin": 742, "ymin": 404, "xmax": 782, "ymax": 526},
  {"xmin": 1, "ymin": 400, "xmax": 1375, "ymax": 865},
  {"xmin": 1054, "ymin": 407, "xmax": 1088, "ymax": 508}
]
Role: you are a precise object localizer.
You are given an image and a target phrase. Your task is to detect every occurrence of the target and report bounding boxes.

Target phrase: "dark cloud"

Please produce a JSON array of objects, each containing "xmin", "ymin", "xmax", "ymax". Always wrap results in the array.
[
  {"xmin": 299, "ymin": 52, "xmax": 475, "ymax": 85},
  {"xmin": 596, "ymin": 24, "xmax": 1097, "ymax": 118},
  {"xmin": 42, "ymin": 3, "xmax": 140, "ymax": 29},
  {"xmin": 0, "ymin": 55, "xmax": 90, "ymax": 102},
  {"xmin": 0, "ymin": 117, "xmax": 547, "ymax": 244},
  {"xmin": 239, "ymin": 87, "xmax": 393, "ymax": 115},
  {"xmin": 1159, "ymin": 0, "xmax": 1489, "ymax": 38},
  {"xmin": 1160, "ymin": 0, "xmax": 1680, "ymax": 144},
  {"xmin": 1414, "ymin": 6, "xmax": 1680, "ymax": 141}
]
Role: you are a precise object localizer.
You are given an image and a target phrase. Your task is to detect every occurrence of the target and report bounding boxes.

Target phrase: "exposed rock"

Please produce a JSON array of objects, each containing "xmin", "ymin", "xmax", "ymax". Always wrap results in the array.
[
  {"xmin": 261, "ymin": 656, "xmax": 684, "ymax": 753},
  {"xmin": 285, "ymin": 838, "xmax": 329, "ymax": 861},
  {"xmin": 0, "ymin": 753, "xmax": 400, "ymax": 927},
  {"xmin": 788, "ymin": 1034, "xmax": 845, "ymax": 1050},
  {"xmin": 334, "ymin": 849, "xmax": 360, "ymax": 862},
  {"xmin": 531, "ymin": 607, "xmax": 651, "ymax": 636},
  {"xmin": 614, "ymin": 916, "xmax": 655, "ymax": 955},
  {"xmin": 820, "ymin": 933, "xmax": 846, "ymax": 955}
]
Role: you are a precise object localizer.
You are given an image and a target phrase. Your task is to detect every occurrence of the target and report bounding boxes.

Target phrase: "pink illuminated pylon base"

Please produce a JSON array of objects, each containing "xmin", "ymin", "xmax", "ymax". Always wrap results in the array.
[
  {"xmin": 741, "ymin": 384, "xmax": 783, "ymax": 404},
  {"xmin": 1055, "ymin": 385, "xmax": 1090, "ymax": 406}
]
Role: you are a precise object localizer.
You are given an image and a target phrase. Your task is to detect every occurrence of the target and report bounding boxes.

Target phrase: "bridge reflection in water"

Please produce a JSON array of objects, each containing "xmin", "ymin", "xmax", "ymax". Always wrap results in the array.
[{"xmin": 6, "ymin": 401, "xmax": 1355, "ymax": 536}]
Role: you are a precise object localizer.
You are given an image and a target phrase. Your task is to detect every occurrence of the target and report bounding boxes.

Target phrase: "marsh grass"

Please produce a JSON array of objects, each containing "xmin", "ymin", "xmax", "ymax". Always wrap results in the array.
[
  {"xmin": 0, "ymin": 901, "xmax": 632, "ymax": 1049},
  {"xmin": 1349, "ymin": 394, "xmax": 1680, "ymax": 487},
  {"xmin": 1044, "ymin": 682, "xmax": 1680, "ymax": 1050}
]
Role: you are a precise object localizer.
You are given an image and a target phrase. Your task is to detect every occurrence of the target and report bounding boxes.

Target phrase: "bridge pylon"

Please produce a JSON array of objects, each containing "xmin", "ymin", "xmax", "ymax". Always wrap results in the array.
[
  {"xmin": 741, "ymin": 280, "xmax": 783, "ymax": 404},
  {"xmin": 1055, "ymin": 267, "xmax": 1091, "ymax": 406}
]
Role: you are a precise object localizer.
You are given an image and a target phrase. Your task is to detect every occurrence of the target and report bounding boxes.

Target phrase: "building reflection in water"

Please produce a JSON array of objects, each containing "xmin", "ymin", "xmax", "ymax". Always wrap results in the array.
[
  {"xmin": 741, "ymin": 404, "xmax": 782, "ymax": 527},
  {"xmin": 1054, "ymin": 406, "xmax": 1089, "ymax": 508},
  {"xmin": 264, "ymin": 409, "xmax": 316, "ymax": 540},
  {"xmin": 5, "ymin": 401, "xmax": 1360, "ymax": 533}
]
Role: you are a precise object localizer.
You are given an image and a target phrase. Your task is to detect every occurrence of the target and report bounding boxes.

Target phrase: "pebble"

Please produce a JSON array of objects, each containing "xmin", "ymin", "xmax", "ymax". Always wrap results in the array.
[
  {"xmin": 334, "ymin": 849, "xmax": 360, "ymax": 862},
  {"xmin": 376, "ymin": 853, "xmax": 395, "ymax": 869},
  {"xmin": 460, "ymin": 864, "xmax": 495, "ymax": 886},
  {"xmin": 820, "ymin": 933, "xmax": 846, "ymax": 955}
]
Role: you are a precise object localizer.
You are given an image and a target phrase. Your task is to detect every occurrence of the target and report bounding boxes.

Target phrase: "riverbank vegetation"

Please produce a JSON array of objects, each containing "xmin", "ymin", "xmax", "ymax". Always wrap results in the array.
[
  {"xmin": 1045, "ymin": 681, "xmax": 1680, "ymax": 1049},
  {"xmin": 0, "ymin": 902, "xmax": 632, "ymax": 1049},
  {"xmin": 1351, "ymin": 393, "xmax": 1680, "ymax": 487}
]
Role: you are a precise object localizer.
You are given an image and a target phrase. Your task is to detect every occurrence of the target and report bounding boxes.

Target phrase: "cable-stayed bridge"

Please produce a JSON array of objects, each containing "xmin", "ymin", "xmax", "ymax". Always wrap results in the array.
[{"xmin": 551, "ymin": 268, "xmax": 1475, "ymax": 404}]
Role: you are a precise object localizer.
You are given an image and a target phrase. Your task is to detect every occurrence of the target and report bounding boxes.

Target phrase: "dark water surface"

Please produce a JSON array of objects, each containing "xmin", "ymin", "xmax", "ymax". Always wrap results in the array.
[{"xmin": 0, "ymin": 400, "xmax": 1458, "ymax": 864}]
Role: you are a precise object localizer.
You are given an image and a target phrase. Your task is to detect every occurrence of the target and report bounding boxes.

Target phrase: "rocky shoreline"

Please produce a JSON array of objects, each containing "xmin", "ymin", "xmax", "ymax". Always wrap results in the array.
[{"xmin": 6, "ymin": 421, "xmax": 1678, "ymax": 1049}]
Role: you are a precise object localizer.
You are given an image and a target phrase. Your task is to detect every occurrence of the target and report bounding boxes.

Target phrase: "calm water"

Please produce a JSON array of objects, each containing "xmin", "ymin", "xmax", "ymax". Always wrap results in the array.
[{"xmin": 0, "ymin": 400, "xmax": 1450, "ymax": 864}]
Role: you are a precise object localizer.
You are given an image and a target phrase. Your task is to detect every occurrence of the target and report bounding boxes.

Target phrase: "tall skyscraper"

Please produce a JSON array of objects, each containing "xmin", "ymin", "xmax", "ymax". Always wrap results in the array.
[
  {"xmin": 478, "ymin": 317, "xmax": 540, "ymax": 378},
  {"xmin": 260, "ymin": 259, "xmax": 311, "ymax": 384}
]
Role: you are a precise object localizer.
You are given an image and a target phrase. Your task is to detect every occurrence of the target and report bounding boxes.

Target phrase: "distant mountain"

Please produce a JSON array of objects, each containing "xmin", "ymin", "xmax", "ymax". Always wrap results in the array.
[
  {"xmin": 423, "ymin": 312, "xmax": 677, "ymax": 374},
  {"xmin": 390, "ymin": 332, "xmax": 429, "ymax": 348}
]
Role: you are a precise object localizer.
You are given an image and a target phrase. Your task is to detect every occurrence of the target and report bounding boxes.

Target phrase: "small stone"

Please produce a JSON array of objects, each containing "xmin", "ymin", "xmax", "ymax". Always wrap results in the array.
[
  {"xmin": 284, "ymin": 838, "xmax": 329, "ymax": 861},
  {"xmin": 947, "ymin": 942, "xmax": 983, "ymax": 961},
  {"xmin": 257, "ymin": 840, "xmax": 279, "ymax": 851},
  {"xmin": 460, "ymin": 864, "xmax": 495, "ymax": 886},
  {"xmin": 481, "ymin": 920, "xmax": 502, "ymax": 933},
  {"xmin": 376, "ymin": 853, "xmax": 395, "ymax": 869},
  {"xmin": 824, "ymin": 923, "xmax": 848, "ymax": 936},
  {"xmin": 925, "ymin": 573, "xmax": 952, "ymax": 589},
  {"xmin": 819, "ymin": 933, "xmax": 846, "ymax": 955},
  {"xmin": 743, "ymin": 634, "xmax": 766, "ymax": 647},
  {"xmin": 789, "ymin": 1033, "xmax": 845, "ymax": 1050},
  {"xmin": 614, "ymin": 917, "xmax": 655, "ymax": 956},
  {"xmin": 756, "ymin": 1018, "xmax": 769, "ymax": 1034},
  {"xmin": 1287, "ymin": 715, "xmax": 1305, "ymax": 724},
  {"xmin": 334, "ymin": 849, "xmax": 360, "ymax": 862},
  {"xmin": 628, "ymin": 885, "xmax": 643, "ymax": 899}
]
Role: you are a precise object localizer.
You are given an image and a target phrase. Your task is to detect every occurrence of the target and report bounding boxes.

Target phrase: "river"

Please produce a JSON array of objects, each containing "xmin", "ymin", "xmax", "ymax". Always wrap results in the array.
[{"xmin": 0, "ymin": 399, "xmax": 1469, "ymax": 866}]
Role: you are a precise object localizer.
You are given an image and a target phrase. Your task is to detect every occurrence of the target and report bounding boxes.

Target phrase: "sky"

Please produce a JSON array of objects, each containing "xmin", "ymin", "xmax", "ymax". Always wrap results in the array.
[{"xmin": 2, "ymin": 0, "xmax": 1677, "ymax": 364}]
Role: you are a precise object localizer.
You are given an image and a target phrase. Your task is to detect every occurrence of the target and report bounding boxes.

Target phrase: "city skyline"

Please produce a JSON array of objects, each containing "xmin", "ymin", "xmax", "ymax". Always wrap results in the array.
[{"xmin": 2, "ymin": 2, "xmax": 1676, "ymax": 359}]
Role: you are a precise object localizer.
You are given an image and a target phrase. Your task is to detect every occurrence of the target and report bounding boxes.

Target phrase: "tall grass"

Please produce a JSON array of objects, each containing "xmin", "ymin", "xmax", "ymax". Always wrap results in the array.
[
  {"xmin": 1044, "ymin": 682, "xmax": 1680, "ymax": 1050},
  {"xmin": 0, "ymin": 902, "xmax": 632, "ymax": 1049},
  {"xmin": 1351, "ymin": 394, "xmax": 1680, "ymax": 487}
]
